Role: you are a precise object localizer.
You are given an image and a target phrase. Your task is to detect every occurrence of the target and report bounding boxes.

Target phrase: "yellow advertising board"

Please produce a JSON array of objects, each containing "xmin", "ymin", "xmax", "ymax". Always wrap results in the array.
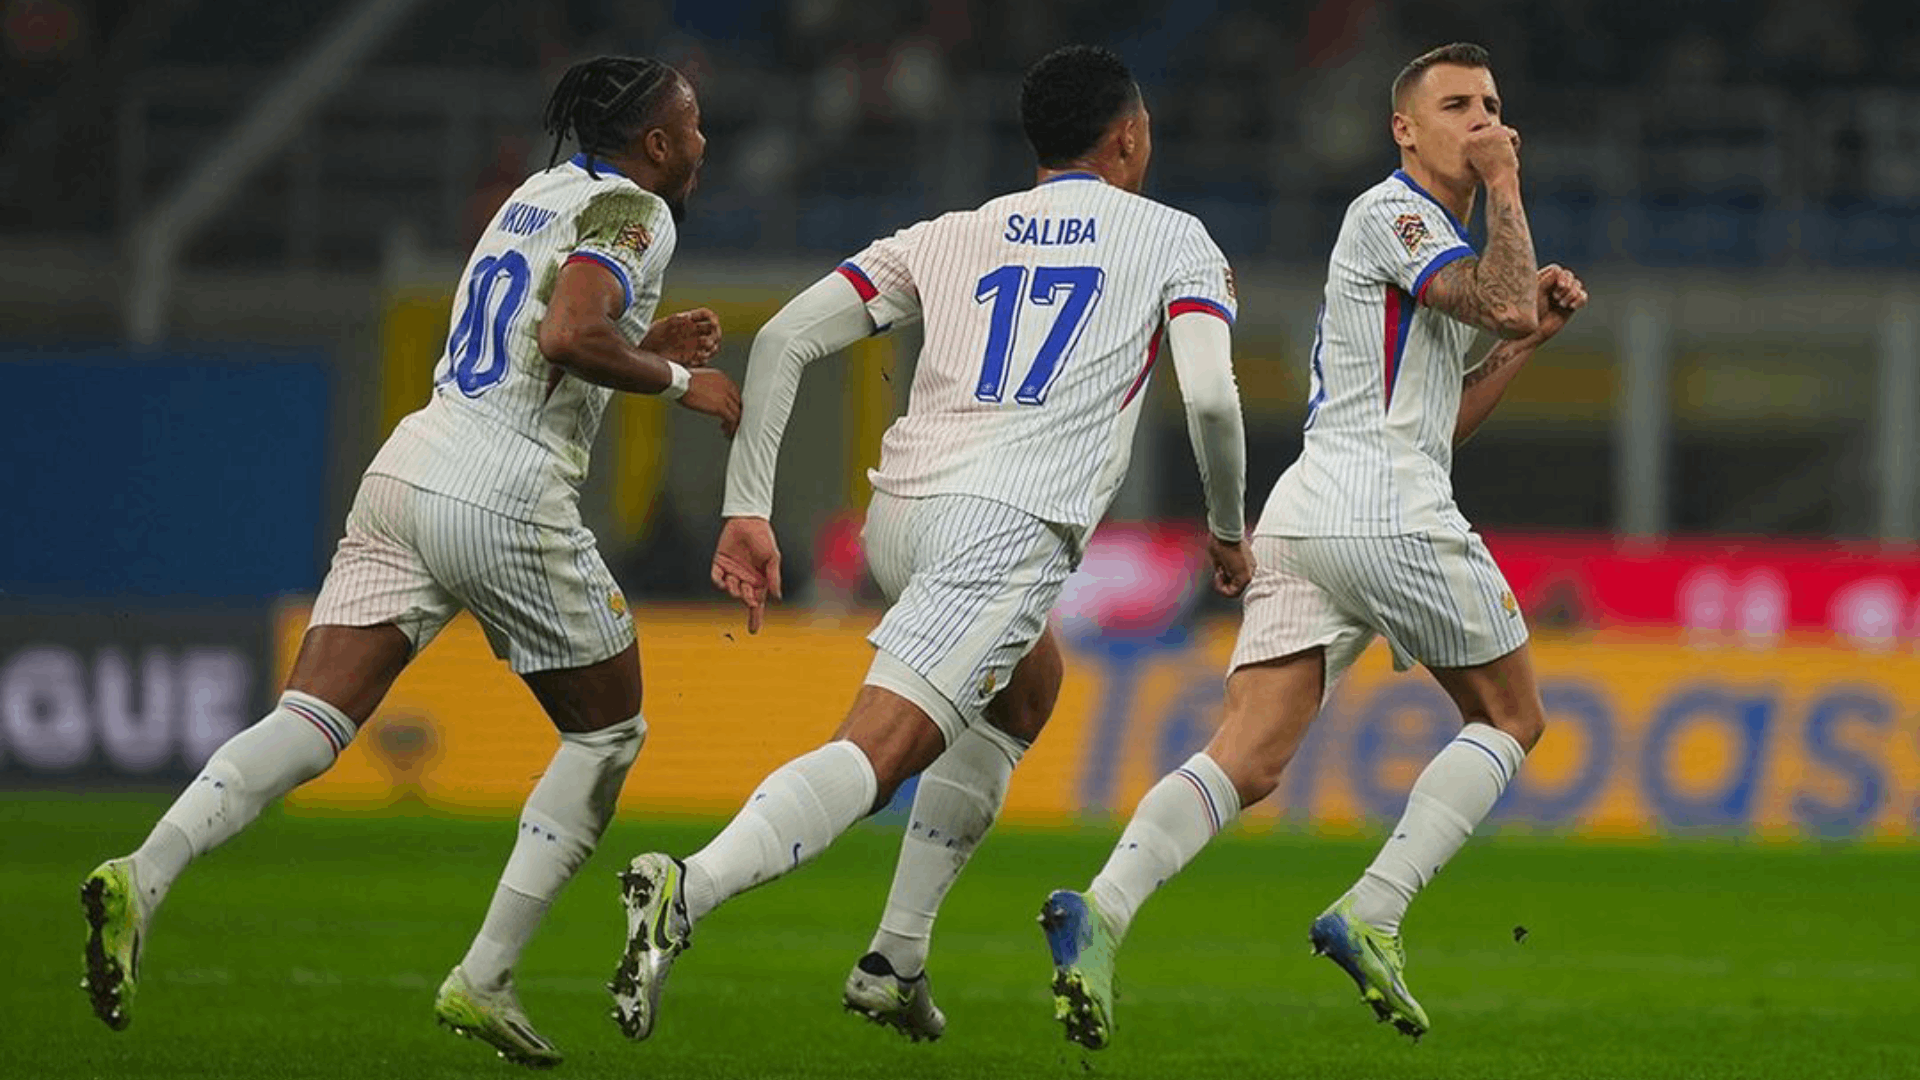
[{"xmin": 282, "ymin": 604, "xmax": 1920, "ymax": 841}]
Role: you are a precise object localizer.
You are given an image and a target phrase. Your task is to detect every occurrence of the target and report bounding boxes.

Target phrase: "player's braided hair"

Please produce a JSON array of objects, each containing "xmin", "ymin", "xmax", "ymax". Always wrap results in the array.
[
  {"xmin": 1019, "ymin": 45, "xmax": 1141, "ymax": 168},
  {"xmin": 542, "ymin": 56, "xmax": 680, "ymax": 178}
]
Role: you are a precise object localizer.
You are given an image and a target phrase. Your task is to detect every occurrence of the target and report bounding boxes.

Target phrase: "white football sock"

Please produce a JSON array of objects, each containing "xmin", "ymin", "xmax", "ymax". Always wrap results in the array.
[
  {"xmin": 130, "ymin": 690, "xmax": 351, "ymax": 915},
  {"xmin": 1342, "ymin": 721, "xmax": 1526, "ymax": 936},
  {"xmin": 462, "ymin": 714, "xmax": 645, "ymax": 990},
  {"xmin": 682, "ymin": 740, "xmax": 877, "ymax": 924},
  {"xmin": 869, "ymin": 723, "xmax": 1027, "ymax": 977},
  {"xmin": 1088, "ymin": 752, "xmax": 1240, "ymax": 940}
]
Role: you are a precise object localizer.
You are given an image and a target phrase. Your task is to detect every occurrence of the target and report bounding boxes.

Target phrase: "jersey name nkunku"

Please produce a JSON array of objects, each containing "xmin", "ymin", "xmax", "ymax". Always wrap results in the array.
[{"xmin": 367, "ymin": 154, "xmax": 676, "ymax": 526}]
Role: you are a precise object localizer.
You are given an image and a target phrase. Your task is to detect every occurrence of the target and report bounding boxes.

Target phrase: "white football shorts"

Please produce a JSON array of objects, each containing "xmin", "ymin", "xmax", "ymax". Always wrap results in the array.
[
  {"xmin": 310, "ymin": 475, "xmax": 634, "ymax": 673},
  {"xmin": 1230, "ymin": 529, "xmax": 1529, "ymax": 689},
  {"xmin": 861, "ymin": 490, "xmax": 1077, "ymax": 744}
]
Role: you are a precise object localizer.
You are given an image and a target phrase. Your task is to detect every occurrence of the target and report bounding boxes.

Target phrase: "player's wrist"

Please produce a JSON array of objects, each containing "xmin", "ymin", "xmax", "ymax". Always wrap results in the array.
[
  {"xmin": 1481, "ymin": 172, "xmax": 1522, "ymax": 196},
  {"xmin": 659, "ymin": 361, "xmax": 692, "ymax": 400}
]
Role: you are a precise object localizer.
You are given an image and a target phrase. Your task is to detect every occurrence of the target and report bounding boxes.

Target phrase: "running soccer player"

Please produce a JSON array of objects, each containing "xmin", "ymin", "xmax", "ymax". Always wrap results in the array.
[
  {"xmin": 606, "ymin": 45, "xmax": 1251, "ymax": 1043},
  {"xmin": 1039, "ymin": 42, "xmax": 1589, "ymax": 1048},
  {"xmin": 78, "ymin": 57, "xmax": 740, "ymax": 1067}
]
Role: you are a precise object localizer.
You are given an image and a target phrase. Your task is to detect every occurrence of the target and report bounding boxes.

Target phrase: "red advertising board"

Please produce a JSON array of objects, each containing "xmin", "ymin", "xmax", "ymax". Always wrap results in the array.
[{"xmin": 1487, "ymin": 534, "xmax": 1920, "ymax": 647}]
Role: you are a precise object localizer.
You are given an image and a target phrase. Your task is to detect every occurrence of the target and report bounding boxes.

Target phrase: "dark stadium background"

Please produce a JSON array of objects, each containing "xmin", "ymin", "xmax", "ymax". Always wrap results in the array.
[{"xmin": 2, "ymin": 3, "xmax": 1916, "ymax": 1078}]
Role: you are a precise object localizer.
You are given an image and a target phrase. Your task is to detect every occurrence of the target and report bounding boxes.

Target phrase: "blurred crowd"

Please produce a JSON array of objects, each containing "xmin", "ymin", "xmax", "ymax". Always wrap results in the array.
[{"xmin": 6, "ymin": 0, "xmax": 1919, "ymax": 261}]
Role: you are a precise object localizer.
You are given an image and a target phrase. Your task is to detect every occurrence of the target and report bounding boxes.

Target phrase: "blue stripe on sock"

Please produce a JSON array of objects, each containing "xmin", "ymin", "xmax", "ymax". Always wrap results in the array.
[
  {"xmin": 283, "ymin": 699, "xmax": 350, "ymax": 752},
  {"xmin": 1456, "ymin": 737, "xmax": 1511, "ymax": 784},
  {"xmin": 1175, "ymin": 768, "xmax": 1222, "ymax": 832}
]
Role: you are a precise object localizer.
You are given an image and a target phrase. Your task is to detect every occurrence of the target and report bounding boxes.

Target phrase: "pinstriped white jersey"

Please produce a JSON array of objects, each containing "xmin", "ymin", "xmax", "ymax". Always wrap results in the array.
[
  {"xmin": 839, "ymin": 173, "xmax": 1237, "ymax": 532},
  {"xmin": 1259, "ymin": 170, "xmax": 1482, "ymax": 538},
  {"xmin": 366, "ymin": 154, "xmax": 676, "ymax": 526}
]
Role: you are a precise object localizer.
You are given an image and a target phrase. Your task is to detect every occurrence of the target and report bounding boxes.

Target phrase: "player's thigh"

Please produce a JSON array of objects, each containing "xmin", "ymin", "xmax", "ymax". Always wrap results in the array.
[
  {"xmin": 414, "ymin": 495, "xmax": 637, "ymax": 677},
  {"xmin": 1427, "ymin": 641, "xmax": 1547, "ymax": 749},
  {"xmin": 982, "ymin": 625, "xmax": 1063, "ymax": 744},
  {"xmin": 1296, "ymin": 530, "xmax": 1528, "ymax": 674},
  {"xmin": 304, "ymin": 475, "xmax": 462, "ymax": 718},
  {"xmin": 1212, "ymin": 537, "xmax": 1369, "ymax": 803},
  {"xmin": 285, "ymin": 625, "xmax": 413, "ymax": 726},
  {"xmin": 865, "ymin": 496, "xmax": 1076, "ymax": 746},
  {"xmin": 1231, "ymin": 536, "xmax": 1376, "ymax": 695}
]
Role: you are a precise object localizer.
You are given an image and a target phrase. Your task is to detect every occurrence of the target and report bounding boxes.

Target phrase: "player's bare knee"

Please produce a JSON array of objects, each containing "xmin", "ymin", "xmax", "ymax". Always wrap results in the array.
[
  {"xmin": 1204, "ymin": 738, "xmax": 1284, "ymax": 810},
  {"xmin": 986, "ymin": 674, "xmax": 1056, "ymax": 744},
  {"xmin": 987, "ymin": 637, "xmax": 1063, "ymax": 743},
  {"xmin": 841, "ymin": 688, "xmax": 948, "ymax": 809},
  {"xmin": 1230, "ymin": 763, "xmax": 1282, "ymax": 810},
  {"xmin": 1484, "ymin": 699, "xmax": 1546, "ymax": 751},
  {"xmin": 564, "ymin": 712, "xmax": 646, "ymax": 770}
]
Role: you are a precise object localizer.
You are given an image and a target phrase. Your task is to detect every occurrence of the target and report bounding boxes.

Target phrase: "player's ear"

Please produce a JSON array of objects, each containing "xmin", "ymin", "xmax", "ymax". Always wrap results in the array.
[
  {"xmin": 1117, "ymin": 110, "xmax": 1142, "ymax": 160},
  {"xmin": 644, "ymin": 125, "xmax": 671, "ymax": 166},
  {"xmin": 1391, "ymin": 110, "xmax": 1415, "ymax": 151}
]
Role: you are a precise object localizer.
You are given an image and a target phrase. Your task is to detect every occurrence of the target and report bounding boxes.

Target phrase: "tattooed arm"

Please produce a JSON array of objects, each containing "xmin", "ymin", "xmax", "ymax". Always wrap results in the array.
[
  {"xmin": 1454, "ymin": 264, "xmax": 1590, "ymax": 446},
  {"xmin": 1422, "ymin": 128, "xmax": 1538, "ymax": 339},
  {"xmin": 1454, "ymin": 339, "xmax": 1534, "ymax": 446}
]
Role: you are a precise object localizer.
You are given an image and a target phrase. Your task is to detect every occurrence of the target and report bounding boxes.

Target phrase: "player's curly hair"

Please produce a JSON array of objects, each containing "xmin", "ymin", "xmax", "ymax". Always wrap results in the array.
[
  {"xmin": 542, "ymin": 56, "xmax": 682, "ymax": 177},
  {"xmin": 1391, "ymin": 42, "xmax": 1492, "ymax": 110},
  {"xmin": 1019, "ymin": 45, "xmax": 1141, "ymax": 168}
]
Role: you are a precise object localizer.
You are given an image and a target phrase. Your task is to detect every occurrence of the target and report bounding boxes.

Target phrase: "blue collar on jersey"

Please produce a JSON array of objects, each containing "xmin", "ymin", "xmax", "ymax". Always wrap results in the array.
[
  {"xmin": 1391, "ymin": 169, "xmax": 1471, "ymax": 242},
  {"xmin": 570, "ymin": 152, "xmax": 628, "ymax": 180},
  {"xmin": 1039, "ymin": 170, "xmax": 1103, "ymax": 184}
]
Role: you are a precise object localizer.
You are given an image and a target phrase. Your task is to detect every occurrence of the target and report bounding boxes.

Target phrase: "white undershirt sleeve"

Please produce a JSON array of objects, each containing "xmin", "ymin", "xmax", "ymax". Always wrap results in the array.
[
  {"xmin": 722, "ymin": 273, "xmax": 879, "ymax": 519},
  {"xmin": 1165, "ymin": 310, "xmax": 1247, "ymax": 542}
]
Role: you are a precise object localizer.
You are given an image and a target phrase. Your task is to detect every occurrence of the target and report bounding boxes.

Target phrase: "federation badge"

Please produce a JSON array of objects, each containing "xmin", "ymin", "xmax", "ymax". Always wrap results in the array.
[
  {"xmin": 1394, "ymin": 213, "xmax": 1428, "ymax": 256},
  {"xmin": 1500, "ymin": 591, "xmax": 1519, "ymax": 617},
  {"xmin": 609, "ymin": 589, "xmax": 629, "ymax": 618},
  {"xmin": 1223, "ymin": 265, "xmax": 1238, "ymax": 302},
  {"xmin": 616, "ymin": 220, "xmax": 653, "ymax": 256}
]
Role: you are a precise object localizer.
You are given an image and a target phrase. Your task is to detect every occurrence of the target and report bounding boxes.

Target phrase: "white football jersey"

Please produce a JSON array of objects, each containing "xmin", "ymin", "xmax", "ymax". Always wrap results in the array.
[
  {"xmin": 840, "ymin": 173, "xmax": 1237, "ymax": 532},
  {"xmin": 1258, "ymin": 170, "xmax": 1482, "ymax": 538},
  {"xmin": 366, "ymin": 154, "xmax": 676, "ymax": 526}
]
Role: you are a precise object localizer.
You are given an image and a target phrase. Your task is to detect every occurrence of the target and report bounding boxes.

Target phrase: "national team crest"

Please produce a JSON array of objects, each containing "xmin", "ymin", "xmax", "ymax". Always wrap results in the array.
[
  {"xmin": 1223, "ymin": 266, "xmax": 1238, "ymax": 302},
  {"xmin": 616, "ymin": 220, "xmax": 652, "ymax": 256},
  {"xmin": 1394, "ymin": 213, "xmax": 1429, "ymax": 256},
  {"xmin": 1500, "ymin": 591, "xmax": 1519, "ymax": 617},
  {"xmin": 609, "ymin": 588, "xmax": 629, "ymax": 618}
]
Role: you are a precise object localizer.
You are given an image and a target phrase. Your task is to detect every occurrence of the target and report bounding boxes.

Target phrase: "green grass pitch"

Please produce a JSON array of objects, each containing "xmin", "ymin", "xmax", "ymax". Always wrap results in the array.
[{"xmin": 5, "ymin": 793, "xmax": 1917, "ymax": 1079}]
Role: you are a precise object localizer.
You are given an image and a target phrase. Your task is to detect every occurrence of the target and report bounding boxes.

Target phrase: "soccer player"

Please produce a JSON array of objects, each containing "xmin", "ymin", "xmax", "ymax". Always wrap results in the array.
[
  {"xmin": 1038, "ymin": 42, "xmax": 1590, "ymax": 1048},
  {"xmin": 78, "ymin": 56, "xmax": 740, "ymax": 1066},
  {"xmin": 606, "ymin": 45, "xmax": 1252, "ymax": 1043}
]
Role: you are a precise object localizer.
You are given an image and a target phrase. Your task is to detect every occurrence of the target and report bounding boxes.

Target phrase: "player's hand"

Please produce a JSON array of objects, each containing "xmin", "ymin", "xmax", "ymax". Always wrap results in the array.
[
  {"xmin": 678, "ymin": 368, "xmax": 741, "ymax": 437},
  {"xmin": 1208, "ymin": 535, "xmax": 1253, "ymax": 599},
  {"xmin": 1464, "ymin": 125, "xmax": 1521, "ymax": 185},
  {"xmin": 1531, "ymin": 264, "xmax": 1588, "ymax": 343},
  {"xmin": 712, "ymin": 516, "xmax": 783, "ymax": 634},
  {"xmin": 643, "ymin": 308, "xmax": 722, "ymax": 367}
]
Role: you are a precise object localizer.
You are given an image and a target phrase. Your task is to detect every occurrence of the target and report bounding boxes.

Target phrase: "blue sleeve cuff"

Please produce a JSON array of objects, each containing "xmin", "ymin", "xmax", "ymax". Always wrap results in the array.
[
  {"xmin": 565, "ymin": 250, "xmax": 635, "ymax": 314},
  {"xmin": 1411, "ymin": 245, "xmax": 1474, "ymax": 302}
]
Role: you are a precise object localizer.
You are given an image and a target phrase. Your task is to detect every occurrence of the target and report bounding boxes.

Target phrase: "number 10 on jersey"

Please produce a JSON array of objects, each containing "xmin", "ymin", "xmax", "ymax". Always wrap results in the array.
[{"xmin": 973, "ymin": 264, "xmax": 1104, "ymax": 406}]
